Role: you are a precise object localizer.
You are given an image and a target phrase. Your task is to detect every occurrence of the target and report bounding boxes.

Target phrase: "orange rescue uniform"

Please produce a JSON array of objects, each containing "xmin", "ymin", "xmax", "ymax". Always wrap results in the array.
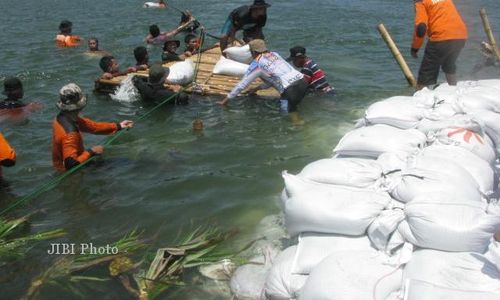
[
  {"xmin": 55, "ymin": 34, "xmax": 81, "ymax": 47},
  {"xmin": 412, "ymin": 0, "xmax": 468, "ymax": 50},
  {"xmin": 52, "ymin": 114, "xmax": 119, "ymax": 171},
  {"xmin": 0, "ymin": 133, "xmax": 16, "ymax": 178}
]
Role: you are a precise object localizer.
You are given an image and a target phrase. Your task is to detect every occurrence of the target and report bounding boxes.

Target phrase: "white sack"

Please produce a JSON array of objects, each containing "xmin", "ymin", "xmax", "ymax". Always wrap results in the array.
[
  {"xmin": 398, "ymin": 195, "xmax": 500, "ymax": 252},
  {"xmin": 469, "ymin": 109, "xmax": 500, "ymax": 144},
  {"xmin": 299, "ymin": 250, "xmax": 403, "ymax": 300},
  {"xmin": 283, "ymin": 172, "xmax": 391, "ymax": 236},
  {"xmin": 223, "ymin": 44, "xmax": 253, "ymax": 64},
  {"xmin": 297, "ymin": 157, "xmax": 383, "ymax": 188},
  {"xmin": 419, "ymin": 145, "xmax": 495, "ymax": 195},
  {"xmin": 361, "ymin": 96, "xmax": 424, "ymax": 129},
  {"xmin": 213, "ymin": 56, "xmax": 249, "ymax": 77},
  {"xmin": 485, "ymin": 238, "xmax": 500, "ymax": 272},
  {"xmin": 403, "ymin": 249, "xmax": 500, "ymax": 295},
  {"xmin": 416, "ymin": 114, "xmax": 481, "ymax": 134},
  {"xmin": 167, "ymin": 59, "xmax": 194, "ymax": 85},
  {"xmin": 264, "ymin": 246, "xmax": 308, "ymax": 300},
  {"xmin": 368, "ymin": 209, "xmax": 405, "ymax": 251},
  {"xmin": 292, "ymin": 233, "xmax": 373, "ymax": 275},
  {"xmin": 404, "ymin": 279, "xmax": 500, "ymax": 300},
  {"xmin": 333, "ymin": 125, "xmax": 427, "ymax": 158},
  {"xmin": 429, "ymin": 127, "xmax": 496, "ymax": 164},
  {"xmin": 376, "ymin": 151, "xmax": 408, "ymax": 174}
]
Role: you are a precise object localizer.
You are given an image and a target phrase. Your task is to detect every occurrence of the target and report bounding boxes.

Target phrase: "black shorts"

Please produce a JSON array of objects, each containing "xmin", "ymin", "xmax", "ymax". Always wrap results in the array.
[
  {"xmin": 281, "ymin": 79, "xmax": 308, "ymax": 113},
  {"xmin": 417, "ymin": 39, "xmax": 466, "ymax": 86}
]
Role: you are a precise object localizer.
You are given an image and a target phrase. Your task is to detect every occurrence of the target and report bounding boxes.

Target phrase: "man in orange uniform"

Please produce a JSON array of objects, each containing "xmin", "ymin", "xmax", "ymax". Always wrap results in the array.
[
  {"xmin": 410, "ymin": 0, "xmax": 468, "ymax": 90},
  {"xmin": 52, "ymin": 83, "xmax": 133, "ymax": 171},
  {"xmin": 0, "ymin": 132, "xmax": 16, "ymax": 179}
]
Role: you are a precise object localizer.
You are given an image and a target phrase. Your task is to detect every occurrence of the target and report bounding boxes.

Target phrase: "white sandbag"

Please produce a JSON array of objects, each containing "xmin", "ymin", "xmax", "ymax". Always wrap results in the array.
[
  {"xmin": 469, "ymin": 109, "xmax": 500, "ymax": 144},
  {"xmin": 376, "ymin": 151, "xmax": 408, "ymax": 174},
  {"xmin": 416, "ymin": 114, "xmax": 481, "ymax": 134},
  {"xmin": 167, "ymin": 59, "xmax": 194, "ymax": 85},
  {"xmin": 143, "ymin": 2, "xmax": 162, "ymax": 8},
  {"xmin": 477, "ymin": 79, "xmax": 500, "ymax": 90},
  {"xmin": 223, "ymin": 44, "xmax": 253, "ymax": 64},
  {"xmin": 389, "ymin": 167, "xmax": 482, "ymax": 204},
  {"xmin": 429, "ymin": 127, "xmax": 496, "ymax": 164},
  {"xmin": 404, "ymin": 279, "xmax": 500, "ymax": 300},
  {"xmin": 213, "ymin": 56, "xmax": 249, "ymax": 77},
  {"xmin": 292, "ymin": 233, "xmax": 373, "ymax": 275},
  {"xmin": 398, "ymin": 195, "xmax": 500, "ymax": 252},
  {"xmin": 297, "ymin": 157, "xmax": 383, "ymax": 188},
  {"xmin": 299, "ymin": 250, "xmax": 403, "ymax": 300},
  {"xmin": 264, "ymin": 246, "xmax": 308, "ymax": 300},
  {"xmin": 403, "ymin": 249, "xmax": 500, "ymax": 296},
  {"xmin": 333, "ymin": 125, "xmax": 427, "ymax": 158},
  {"xmin": 485, "ymin": 238, "xmax": 500, "ymax": 272},
  {"xmin": 419, "ymin": 145, "xmax": 495, "ymax": 195},
  {"xmin": 368, "ymin": 209, "xmax": 405, "ymax": 251},
  {"xmin": 283, "ymin": 172, "xmax": 391, "ymax": 236},
  {"xmin": 361, "ymin": 96, "xmax": 425, "ymax": 129},
  {"xmin": 456, "ymin": 94, "xmax": 500, "ymax": 113}
]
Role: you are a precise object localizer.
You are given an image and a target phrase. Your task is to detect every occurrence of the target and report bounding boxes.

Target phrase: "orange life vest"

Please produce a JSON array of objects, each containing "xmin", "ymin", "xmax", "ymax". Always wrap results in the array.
[
  {"xmin": 0, "ymin": 132, "xmax": 16, "ymax": 178},
  {"xmin": 55, "ymin": 34, "xmax": 81, "ymax": 47}
]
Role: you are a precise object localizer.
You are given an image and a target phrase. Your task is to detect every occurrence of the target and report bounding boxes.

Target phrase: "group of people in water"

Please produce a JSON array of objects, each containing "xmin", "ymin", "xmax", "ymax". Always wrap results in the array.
[{"xmin": 0, "ymin": 0, "xmax": 475, "ymax": 181}]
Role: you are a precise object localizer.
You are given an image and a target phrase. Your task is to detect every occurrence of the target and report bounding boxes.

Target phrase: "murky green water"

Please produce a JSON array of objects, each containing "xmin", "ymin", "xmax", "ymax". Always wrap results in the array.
[{"xmin": 0, "ymin": 0, "xmax": 499, "ymax": 299}]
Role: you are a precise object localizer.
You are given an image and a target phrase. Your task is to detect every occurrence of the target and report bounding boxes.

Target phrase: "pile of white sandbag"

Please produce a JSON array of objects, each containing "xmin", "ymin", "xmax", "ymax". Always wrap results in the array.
[{"xmin": 229, "ymin": 79, "xmax": 500, "ymax": 299}]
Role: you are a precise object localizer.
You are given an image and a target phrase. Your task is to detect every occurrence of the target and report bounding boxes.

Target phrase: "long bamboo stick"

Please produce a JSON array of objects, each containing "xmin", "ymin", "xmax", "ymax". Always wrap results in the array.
[
  {"xmin": 479, "ymin": 8, "xmax": 500, "ymax": 60},
  {"xmin": 377, "ymin": 23, "xmax": 417, "ymax": 87}
]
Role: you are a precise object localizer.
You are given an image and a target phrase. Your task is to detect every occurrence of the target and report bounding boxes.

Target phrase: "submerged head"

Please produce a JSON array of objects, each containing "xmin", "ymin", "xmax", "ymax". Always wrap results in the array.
[
  {"xmin": 149, "ymin": 24, "xmax": 160, "ymax": 38},
  {"xmin": 99, "ymin": 55, "xmax": 119, "ymax": 73},
  {"xmin": 88, "ymin": 37, "xmax": 99, "ymax": 51},
  {"xmin": 3, "ymin": 77, "xmax": 24, "ymax": 100},
  {"xmin": 134, "ymin": 46, "xmax": 149, "ymax": 64}
]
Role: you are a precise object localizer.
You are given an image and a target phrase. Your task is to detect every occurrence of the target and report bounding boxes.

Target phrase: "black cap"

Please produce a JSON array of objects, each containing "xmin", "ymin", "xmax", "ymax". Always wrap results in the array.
[
  {"xmin": 3, "ymin": 77, "xmax": 23, "ymax": 94},
  {"xmin": 149, "ymin": 64, "xmax": 170, "ymax": 84},
  {"xmin": 287, "ymin": 46, "xmax": 306, "ymax": 61},
  {"xmin": 163, "ymin": 39, "xmax": 181, "ymax": 50},
  {"xmin": 251, "ymin": 0, "xmax": 271, "ymax": 8}
]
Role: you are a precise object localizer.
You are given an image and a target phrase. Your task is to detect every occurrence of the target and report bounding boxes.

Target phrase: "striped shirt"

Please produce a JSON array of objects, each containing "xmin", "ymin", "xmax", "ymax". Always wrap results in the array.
[
  {"xmin": 301, "ymin": 59, "xmax": 333, "ymax": 92},
  {"xmin": 227, "ymin": 52, "xmax": 304, "ymax": 99}
]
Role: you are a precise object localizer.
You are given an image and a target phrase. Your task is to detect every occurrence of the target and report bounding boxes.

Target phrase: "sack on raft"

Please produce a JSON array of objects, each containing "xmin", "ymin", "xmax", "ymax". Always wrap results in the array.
[
  {"xmin": 333, "ymin": 125, "xmax": 427, "ymax": 158},
  {"xmin": 297, "ymin": 157, "xmax": 384, "ymax": 189},
  {"xmin": 282, "ymin": 172, "xmax": 391, "ymax": 237},
  {"xmin": 213, "ymin": 56, "xmax": 249, "ymax": 77},
  {"xmin": 299, "ymin": 250, "xmax": 403, "ymax": 300},
  {"xmin": 264, "ymin": 246, "xmax": 308, "ymax": 300},
  {"xmin": 167, "ymin": 59, "xmax": 194, "ymax": 85},
  {"xmin": 398, "ymin": 195, "xmax": 500, "ymax": 252},
  {"xmin": 223, "ymin": 44, "xmax": 253, "ymax": 64}
]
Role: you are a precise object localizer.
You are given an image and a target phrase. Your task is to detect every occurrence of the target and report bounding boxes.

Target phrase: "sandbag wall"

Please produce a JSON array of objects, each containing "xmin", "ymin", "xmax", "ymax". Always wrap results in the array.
[{"xmin": 233, "ymin": 80, "xmax": 500, "ymax": 300}]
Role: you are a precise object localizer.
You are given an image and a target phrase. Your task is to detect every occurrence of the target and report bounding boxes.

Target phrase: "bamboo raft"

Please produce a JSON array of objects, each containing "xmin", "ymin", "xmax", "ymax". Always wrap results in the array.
[{"xmin": 95, "ymin": 44, "xmax": 280, "ymax": 98}]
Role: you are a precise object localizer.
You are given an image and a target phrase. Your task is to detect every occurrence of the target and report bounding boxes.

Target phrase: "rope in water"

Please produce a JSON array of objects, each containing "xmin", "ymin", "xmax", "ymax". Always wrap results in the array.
[{"xmin": 1, "ymin": 23, "xmax": 208, "ymax": 216}]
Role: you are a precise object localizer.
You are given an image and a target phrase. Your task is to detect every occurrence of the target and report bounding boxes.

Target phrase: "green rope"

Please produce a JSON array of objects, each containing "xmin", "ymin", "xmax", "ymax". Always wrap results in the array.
[{"xmin": 0, "ymin": 91, "xmax": 180, "ymax": 216}]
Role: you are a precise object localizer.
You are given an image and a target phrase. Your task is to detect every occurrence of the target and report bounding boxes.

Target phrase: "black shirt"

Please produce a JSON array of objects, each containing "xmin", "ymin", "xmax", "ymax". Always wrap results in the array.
[
  {"xmin": 162, "ymin": 52, "xmax": 182, "ymax": 63},
  {"xmin": 0, "ymin": 99, "xmax": 26, "ymax": 109},
  {"xmin": 133, "ymin": 77, "xmax": 188, "ymax": 105},
  {"xmin": 230, "ymin": 5, "xmax": 267, "ymax": 31}
]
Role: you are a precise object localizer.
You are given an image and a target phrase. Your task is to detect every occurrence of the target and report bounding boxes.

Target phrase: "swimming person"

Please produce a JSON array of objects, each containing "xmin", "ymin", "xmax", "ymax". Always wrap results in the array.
[
  {"xmin": 99, "ymin": 56, "xmax": 138, "ymax": 80},
  {"xmin": 133, "ymin": 46, "xmax": 150, "ymax": 71},
  {"xmin": 0, "ymin": 132, "xmax": 16, "ymax": 179},
  {"xmin": 162, "ymin": 39, "xmax": 183, "ymax": 62},
  {"xmin": 145, "ymin": 15, "xmax": 195, "ymax": 45},
  {"xmin": 1, "ymin": 77, "xmax": 26, "ymax": 109},
  {"xmin": 410, "ymin": 0, "xmax": 468, "ymax": 90},
  {"xmin": 183, "ymin": 34, "xmax": 200, "ymax": 58},
  {"xmin": 85, "ymin": 37, "xmax": 112, "ymax": 57},
  {"xmin": 220, "ymin": 0, "xmax": 271, "ymax": 53},
  {"xmin": 287, "ymin": 46, "xmax": 335, "ymax": 94},
  {"xmin": 55, "ymin": 20, "xmax": 82, "ymax": 47},
  {"xmin": 218, "ymin": 39, "xmax": 308, "ymax": 122},
  {"xmin": 133, "ymin": 64, "xmax": 189, "ymax": 105},
  {"xmin": 52, "ymin": 83, "xmax": 133, "ymax": 171}
]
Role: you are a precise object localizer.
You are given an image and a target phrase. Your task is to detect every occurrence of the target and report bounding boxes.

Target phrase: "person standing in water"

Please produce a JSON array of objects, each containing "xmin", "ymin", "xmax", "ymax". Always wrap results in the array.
[
  {"xmin": 218, "ymin": 39, "xmax": 308, "ymax": 123},
  {"xmin": 55, "ymin": 20, "xmax": 82, "ymax": 47},
  {"xmin": 1, "ymin": 77, "xmax": 26, "ymax": 109},
  {"xmin": 410, "ymin": 0, "xmax": 468, "ymax": 90},
  {"xmin": 219, "ymin": 0, "xmax": 271, "ymax": 54},
  {"xmin": 52, "ymin": 83, "xmax": 133, "ymax": 171},
  {"xmin": 85, "ymin": 38, "xmax": 112, "ymax": 57}
]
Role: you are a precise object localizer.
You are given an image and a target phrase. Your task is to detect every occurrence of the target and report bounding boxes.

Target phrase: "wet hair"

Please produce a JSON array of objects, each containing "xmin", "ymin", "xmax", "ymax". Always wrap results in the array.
[
  {"xmin": 149, "ymin": 24, "xmax": 160, "ymax": 38},
  {"xmin": 99, "ymin": 56, "xmax": 114, "ymax": 72},
  {"xmin": 59, "ymin": 20, "xmax": 72, "ymax": 31},
  {"xmin": 134, "ymin": 46, "xmax": 148, "ymax": 62},
  {"xmin": 184, "ymin": 34, "xmax": 197, "ymax": 44},
  {"xmin": 88, "ymin": 37, "xmax": 98, "ymax": 44}
]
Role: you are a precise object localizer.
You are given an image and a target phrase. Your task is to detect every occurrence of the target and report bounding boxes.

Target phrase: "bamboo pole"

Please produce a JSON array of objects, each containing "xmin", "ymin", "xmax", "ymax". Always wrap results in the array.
[
  {"xmin": 377, "ymin": 23, "xmax": 417, "ymax": 87},
  {"xmin": 480, "ymin": 8, "xmax": 500, "ymax": 60}
]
